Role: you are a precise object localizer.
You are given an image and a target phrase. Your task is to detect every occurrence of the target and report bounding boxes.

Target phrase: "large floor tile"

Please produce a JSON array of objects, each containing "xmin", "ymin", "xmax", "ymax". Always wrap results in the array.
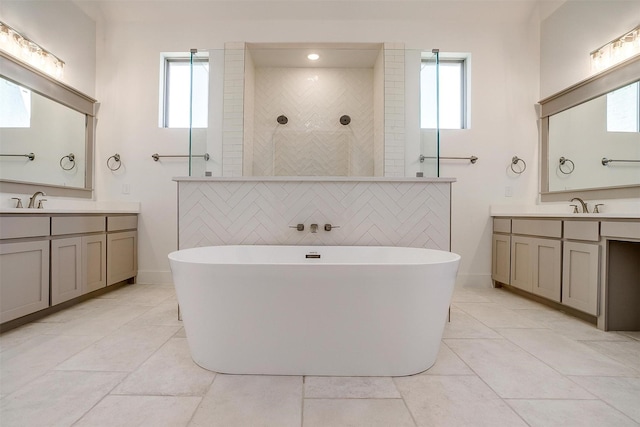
[
  {"xmin": 581, "ymin": 340, "xmax": 640, "ymax": 374},
  {"xmin": 395, "ymin": 375, "xmax": 527, "ymax": 426},
  {"xmin": 617, "ymin": 331, "xmax": 640, "ymax": 341},
  {"xmin": 75, "ymin": 395, "xmax": 201, "ymax": 427},
  {"xmin": 125, "ymin": 301, "xmax": 182, "ymax": 327},
  {"xmin": 453, "ymin": 302, "xmax": 541, "ymax": 329},
  {"xmin": 56, "ymin": 324, "xmax": 179, "ymax": 372},
  {"xmin": 190, "ymin": 374, "xmax": 302, "ymax": 427},
  {"xmin": 112, "ymin": 337, "xmax": 215, "ymax": 396},
  {"xmin": 0, "ymin": 371, "xmax": 126, "ymax": 426},
  {"xmin": 0, "ymin": 322, "xmax": 59, "ymax": 353},
  {"xmin": 419, "ymin": 342, "xmax": 474, "ymax": 376},
  {"xmin": 96, "ymin": 283, "xmax": 175, "ymax": 305},
  {"xmin": 43, "ymin": 302, "xmax": 155, "ymax": 337},
  {"xmin": 0, "ymin": 334, "xmax": 100, "ymax": 398},
  {"xmin": 507, "ymin": 399, "xmax": 638, "ymax": 427},
  {"xmin": 305, "ymin": 376, "xmax": 400, "ymax": 398},
  {"xmin": 445, "ymin": 338, "xmax": 595, "ymax": 399},
  {"xmin": 303, "ymin": 399, "xmax": 415, "ymax": 427},
  {"xmin": 540, "ymin": 316, "xmax": 631, "ymax": 342},
  {"xmin": 569, "ymin": 376, "xmax": 640, "ymax": 423},
  {"xmin": 498, "ymin": 328, "xmax": 637, "ymax": 376},
  {"xmin": 450, "ymin": 288, "xmax": 492, "ymax": 303},
  {"xmin": 442, "ymin": 308, "xmax": 502, "ymax": 339}
]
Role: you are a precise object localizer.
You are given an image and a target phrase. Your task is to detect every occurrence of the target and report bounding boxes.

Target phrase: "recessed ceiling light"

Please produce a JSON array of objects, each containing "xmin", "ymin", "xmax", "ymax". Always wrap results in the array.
[{"xmin": 307, "ymin": 53, "xmax": 319, "ymax": 61}]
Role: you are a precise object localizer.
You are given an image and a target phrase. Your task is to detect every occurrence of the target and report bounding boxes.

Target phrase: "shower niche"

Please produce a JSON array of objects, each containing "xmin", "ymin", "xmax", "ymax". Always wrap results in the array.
[{"xmin": 221, "ymin": 42, "xmax": 404, "ymax": 177}]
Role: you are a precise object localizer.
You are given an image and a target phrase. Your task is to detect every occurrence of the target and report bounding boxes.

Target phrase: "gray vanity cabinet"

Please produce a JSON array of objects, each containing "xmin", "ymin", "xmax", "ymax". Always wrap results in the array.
[
  {"xmin": 83, "ymin": 234, "xmax": 107, "ymax": 293},
  {"xmin": 0, "ymin": 216, "xmax": 50, "ymax": 323},
  {"xmin": 51, "ymin": 237, "xmax": 83, "ymax": 305},
  {"xmin": 51, "ymin": 216, "xmax": 106, "ymax": 305},
  {"xmin": 510, "ymin": 220, "xmax": 562, "ymax": 302},
  {"xmin": 0, "ymin": 212, "xmax": 137, "ymax": 326},
  {"xmin": 106, "ymin": 216, "xmax": 138, "ymax": 286},
  {"xmin": 0, "ymin": 240, "xmax": 50, "ymax": 323},
  {"xmin": 491, "ymin": 219, "xmax": 511, "ymax": 285},
  {"xmin": 561, "ymin": 221, "xmax": 600, "ymax": 316},
  {"xmin": 562, "ymin": 242, "xmax": 599, "ymax": 315}
]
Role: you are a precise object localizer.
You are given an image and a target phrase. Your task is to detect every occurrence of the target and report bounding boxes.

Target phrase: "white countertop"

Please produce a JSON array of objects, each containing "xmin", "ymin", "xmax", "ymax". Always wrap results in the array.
[
  {"xmin": 173, "ymin": 176, "xmax": 457, "ymax": 183},
  {"xmin": 0, "ymin": 200, "xmax": 140, "ymax": 214},
  {"xmin": 490, "ymin": 204, "xmax": 640, "ymax": 219},
  {"xmin": 491, "ymin": 212, "xmax": 640, "ymax": 219}
]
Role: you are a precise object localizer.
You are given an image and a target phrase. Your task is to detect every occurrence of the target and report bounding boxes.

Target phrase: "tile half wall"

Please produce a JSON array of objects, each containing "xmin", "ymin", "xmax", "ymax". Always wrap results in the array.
[{"xmin": 178, "ymin": 180, "xmax": 451, "ymax": 250}]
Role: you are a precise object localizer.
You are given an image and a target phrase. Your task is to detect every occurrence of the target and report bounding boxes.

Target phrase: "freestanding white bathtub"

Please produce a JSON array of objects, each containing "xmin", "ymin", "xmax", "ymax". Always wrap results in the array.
[{"xmin": 169, "ymin": 245, "xmax": 460, "ymax": 376}]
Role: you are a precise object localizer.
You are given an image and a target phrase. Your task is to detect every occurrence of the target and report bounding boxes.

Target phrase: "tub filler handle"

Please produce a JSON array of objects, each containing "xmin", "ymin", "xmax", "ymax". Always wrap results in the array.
[
  {"xmin": 289, "ymin": 224, "xmax": 304, "ymax": 231},
  {"xmin": 324, "ymin": 224, "xmax": 340, "ymax": 231}
]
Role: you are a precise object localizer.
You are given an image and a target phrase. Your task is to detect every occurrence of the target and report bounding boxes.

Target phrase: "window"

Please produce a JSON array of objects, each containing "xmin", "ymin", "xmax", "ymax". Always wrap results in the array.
[
  {"xmin": 0, "ymin": 77, "xmax": 30, "ymax": 128},
  {"xmin": 161, "ymin": 54, "xmax": 209, "ymax": 128},
  {"xmin": 607, "ymin": 81, "xmax": 639, "ymax": 132},
  {"xmin": 420, "ymin": 58, "xmax": 467, "ymax": 129}
]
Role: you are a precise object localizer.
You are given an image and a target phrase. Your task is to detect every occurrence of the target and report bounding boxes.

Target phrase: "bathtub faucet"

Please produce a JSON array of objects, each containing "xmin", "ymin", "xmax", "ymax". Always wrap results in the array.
[{"xmin": 310, "ymin": 224, "xmax": 318, "ymax": 233}]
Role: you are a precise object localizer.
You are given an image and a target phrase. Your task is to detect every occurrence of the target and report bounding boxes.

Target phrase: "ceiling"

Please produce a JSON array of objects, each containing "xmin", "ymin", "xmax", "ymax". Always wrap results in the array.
[
  {"xmin": 73, "ymin": 0, "xmax": 554, "ymax": 24},
  {"xmin": 247, "ymin": 43, "xmax": 382, "ymax": 68}
]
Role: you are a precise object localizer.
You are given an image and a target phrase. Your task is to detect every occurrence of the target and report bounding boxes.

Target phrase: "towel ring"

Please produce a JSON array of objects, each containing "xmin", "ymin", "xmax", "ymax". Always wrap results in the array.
[
  {"xmin": 59, "ymin": 153, "xmax": 76, "ymax": 171},
  {"xmin": 107, "ymin": 153, "xmax": 122, "ymax": 171},
  {"xmin": 559, "ymin": 156, "xmax": 575, "ymax": 174},
  {"xmin": 510, "ymin": 156, "xmax": 526, "ymax": 174}
]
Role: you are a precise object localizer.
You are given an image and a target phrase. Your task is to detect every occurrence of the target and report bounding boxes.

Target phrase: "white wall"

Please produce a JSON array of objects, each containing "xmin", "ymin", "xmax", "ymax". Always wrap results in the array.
[
  {"xmin": 540, "ymin": 0, "xmax": 640, "ymax": 98},
  {"xmin": 0, "ymin": 0, "xmax": 96, "ymax": 96},
  {"xmin": 90, "ymin": 1, "xmax": 541, "ymax": 285}
]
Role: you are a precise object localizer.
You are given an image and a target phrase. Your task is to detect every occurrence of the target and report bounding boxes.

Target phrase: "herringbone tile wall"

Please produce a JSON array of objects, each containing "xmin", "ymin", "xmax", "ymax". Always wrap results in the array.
[
  {"xmin": 178, "ymin": 180, "xmax": 451, "ymax": 251},
  {"xmin": 250, "ymin": 67, "xmax": 374, "ymax": 176}
]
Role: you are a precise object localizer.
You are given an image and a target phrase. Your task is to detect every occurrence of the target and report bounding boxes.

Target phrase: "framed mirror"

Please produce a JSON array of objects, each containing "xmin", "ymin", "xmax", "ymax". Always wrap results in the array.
[
  {"xmin": 539, "ymin": 54, "xmax": 640, "ymax": 201},
  {"xmin": 0, "ymin": 51, "xmax": 96, "ymax": 198}
]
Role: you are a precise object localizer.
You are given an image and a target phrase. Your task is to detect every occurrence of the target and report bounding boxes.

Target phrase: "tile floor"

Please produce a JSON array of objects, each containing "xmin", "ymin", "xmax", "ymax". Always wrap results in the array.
[{"xmin": 1, "ymin": 283, "xmax": 639, "ymax": 426}]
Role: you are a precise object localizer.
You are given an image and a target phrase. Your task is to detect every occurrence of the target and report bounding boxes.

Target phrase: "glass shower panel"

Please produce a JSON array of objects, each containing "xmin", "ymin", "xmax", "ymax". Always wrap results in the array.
[
  {"xmin": 188, "ymin": 49, "xmax": 209, "ymax": 176},
  {"xmin": 420, "ymin": 50, "xmax": 440, "ymax": 177}
]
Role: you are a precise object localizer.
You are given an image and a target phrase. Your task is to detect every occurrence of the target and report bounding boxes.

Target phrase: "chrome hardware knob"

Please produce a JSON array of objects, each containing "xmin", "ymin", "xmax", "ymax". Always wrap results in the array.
[
  {"xmin": 594, "ymin": 204, "xmax": 604, "ymax": 213},
  {"xmin": 324, "ymin": 224, "xmax": 341, "ymax": 232},
  {"xmin": 11, "ymin": 197, "xmax": 23, "ymax": 208},
  {"xmin": 289, "ymin": 224, "xmax": 304, "ymax": 231}
]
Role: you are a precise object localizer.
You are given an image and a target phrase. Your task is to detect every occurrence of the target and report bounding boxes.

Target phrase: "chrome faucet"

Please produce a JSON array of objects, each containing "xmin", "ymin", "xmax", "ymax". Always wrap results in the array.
[
  {"xmin": 310, "ymin": 224, "xmax": 318, "ymax": 233},
  {"xmin": 27, "ymin": 191, "xmax": 46, "ymax": 208},
  {"xmin": 570, "ymin": 197, "xmax": 588, "ymax": 213}
]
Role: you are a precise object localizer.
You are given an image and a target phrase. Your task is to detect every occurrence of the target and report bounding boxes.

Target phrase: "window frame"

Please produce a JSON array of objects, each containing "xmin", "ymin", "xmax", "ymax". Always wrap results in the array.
[
  {"xmin": 160, "ymin": 54, "xmax": 208, "ymax": 129},
  {"xmin": 420, "ymin": 57, "xmax": 468, "ymax": 130}
]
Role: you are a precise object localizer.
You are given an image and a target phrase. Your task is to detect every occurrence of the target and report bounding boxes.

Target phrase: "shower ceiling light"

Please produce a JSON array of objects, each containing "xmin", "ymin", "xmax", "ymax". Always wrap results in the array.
[
  {"xmin": 590, "ymin": 24, "xmax": 640, "ymax": 74},
  {"xmin": 0, "ymin": 21, "xmax": 65, "ymax": 79},
  {"xmin": 307, "ymin": 53, "xmax": 320, "ymax": 61}
]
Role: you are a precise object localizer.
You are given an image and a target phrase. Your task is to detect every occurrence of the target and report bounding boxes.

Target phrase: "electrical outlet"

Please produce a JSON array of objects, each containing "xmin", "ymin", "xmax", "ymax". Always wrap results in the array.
[
  {"xmin": 505, "ymin": 186, "xmax": 513, "ymax": 197},
  {"xmin": 122, "ymin": 183, "xmax": 130, "ymax": 194}
]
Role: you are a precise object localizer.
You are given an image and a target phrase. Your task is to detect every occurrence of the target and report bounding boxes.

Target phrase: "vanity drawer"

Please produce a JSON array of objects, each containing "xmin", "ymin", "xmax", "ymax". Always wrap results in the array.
[
  {"xmin": 52, "ymin": 216, "xmax": 106, "ymax": 235},
  {"xmin": 0, "ymin": 216, "xmax": 50, "ymax": 239},
  {"xmin": 564, "ymin": 220, "xmax": 599, "ymax": 242},
  {"xmin": 493, "ymin": 218, "xmax": 511, "ymax": 234},
  {"xmin": 601, "ymin": 221, "xmax": 640, "ymax": 240},
  {"xmin": 107, "ymin": 215, "xmax": 138, "ymax": 232},
  {"xmin": 512, "ymin": 219, "xmax": 562, "ymax": 238}
]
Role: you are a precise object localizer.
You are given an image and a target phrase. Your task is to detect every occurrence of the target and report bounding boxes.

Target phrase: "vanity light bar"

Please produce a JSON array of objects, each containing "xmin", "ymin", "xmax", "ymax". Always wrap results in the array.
[
  {"xmin": 591, "ymin": 24, "xmax": 640, "ymax": 73},
  {"xmin": 0, "ymin": 21, "xmax": 65, "ymax": 79}
]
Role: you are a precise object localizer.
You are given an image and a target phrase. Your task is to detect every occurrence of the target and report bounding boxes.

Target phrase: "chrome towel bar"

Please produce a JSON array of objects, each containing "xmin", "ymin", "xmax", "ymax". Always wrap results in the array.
[
  {"xmin": 152, "ymin": 153, "xmax": 210, "ymax": 162},
  {"xmin": 1, "ymin": 152, "xmax": 35, "ymax": 161},
  {"xmin": 602, "ymin": 157, "xmax": 640, "ymax": 166},
  {"xmin": 419, "ymin": 155, "xmax": 478, "ymax": 164}
]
